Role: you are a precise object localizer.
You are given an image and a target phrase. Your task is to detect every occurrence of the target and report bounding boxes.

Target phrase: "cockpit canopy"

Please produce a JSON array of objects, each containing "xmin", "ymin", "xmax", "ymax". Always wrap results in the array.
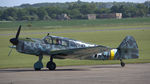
[
  {"xmin": 43, "ymin": 35, "xmax": 69, "ymax": 46},
  {"xmin": 43, "ymin": 35, "xmax": 97, "ymax": 48}
]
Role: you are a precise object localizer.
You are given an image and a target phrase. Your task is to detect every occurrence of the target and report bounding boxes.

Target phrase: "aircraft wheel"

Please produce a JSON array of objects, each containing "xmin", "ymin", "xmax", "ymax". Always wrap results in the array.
[
  {"xmin": 34, "ymin": 68, "xmax": 41, "ymax": 71},
  {"xmin": 121, "ymin": 62, "xmax": 125, "ymax": 67},
  {"xmin": 46, "ymin": 61, "xmax": 56, "ymax": 70},
  {"xmin": 34, "ymin": 61, "xmax": 43, "ymax": 71}
]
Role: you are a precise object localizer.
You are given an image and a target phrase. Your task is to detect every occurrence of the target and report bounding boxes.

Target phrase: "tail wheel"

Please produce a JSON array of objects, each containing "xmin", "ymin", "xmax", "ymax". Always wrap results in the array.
[
  {"xmin": 121, "ymin": 62, "xmax": 125, "ymax": 67},
  {"xmin": 46, "ymin": 61, "xmax": 56, "ymax": 70}
]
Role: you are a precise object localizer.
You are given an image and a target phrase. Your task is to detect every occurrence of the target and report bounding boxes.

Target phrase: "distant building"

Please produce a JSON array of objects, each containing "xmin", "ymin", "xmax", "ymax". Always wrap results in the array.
[
  {"xmin": 58, "ymin": 14, "xmax": 70, "ymax": 20},
  {"xmin": 98, "ymin": 13, "xmax": 122, "ymax": 19},
  {"xmin": 116, "ymin": 13, "xmax": 122, "ymax": 19},
  {"xmin": 87, "ymin": 14, "xmax": 96, "ymax": 20}
]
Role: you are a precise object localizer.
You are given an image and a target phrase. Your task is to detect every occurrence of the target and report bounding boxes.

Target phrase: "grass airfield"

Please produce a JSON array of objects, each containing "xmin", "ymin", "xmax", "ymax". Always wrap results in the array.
[{"xmin": 0, "ymin": 18, "xmax": 150, "ymax": 69}]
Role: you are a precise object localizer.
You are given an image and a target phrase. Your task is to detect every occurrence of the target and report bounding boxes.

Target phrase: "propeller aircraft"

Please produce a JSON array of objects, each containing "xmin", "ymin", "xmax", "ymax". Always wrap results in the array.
[{"xmin": 9, "ymin": 25, "xmax": 139, "ymax": 70}]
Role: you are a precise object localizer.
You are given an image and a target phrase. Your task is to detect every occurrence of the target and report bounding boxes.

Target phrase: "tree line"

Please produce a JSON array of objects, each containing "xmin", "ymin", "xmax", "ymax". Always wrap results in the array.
[{"xmin": 0, "ymin": 1, "xmax": 150, "ymax": 21}]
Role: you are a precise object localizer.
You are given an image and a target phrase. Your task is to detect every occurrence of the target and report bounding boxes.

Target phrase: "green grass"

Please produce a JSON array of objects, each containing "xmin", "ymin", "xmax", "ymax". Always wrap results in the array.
[
  {"xmin": 0, "ymin": 17, "xmax": 150, "ymax": 69},
  {"xmin": 0, "ymin": 17, "xmax": 150, "ymax": 30}
]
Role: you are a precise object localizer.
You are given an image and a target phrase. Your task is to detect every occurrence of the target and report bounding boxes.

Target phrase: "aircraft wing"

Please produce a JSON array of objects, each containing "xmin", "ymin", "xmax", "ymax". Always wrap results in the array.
[{"xmin": 50, "ymin": 45, "xmax": 110, "ymax": 60}]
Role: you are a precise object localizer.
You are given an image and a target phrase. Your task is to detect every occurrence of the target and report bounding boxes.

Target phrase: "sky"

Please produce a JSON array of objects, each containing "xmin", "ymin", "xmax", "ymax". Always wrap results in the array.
[{"xmin": 0, "ymin": 0, "xmax": 148, "ymax": 7}]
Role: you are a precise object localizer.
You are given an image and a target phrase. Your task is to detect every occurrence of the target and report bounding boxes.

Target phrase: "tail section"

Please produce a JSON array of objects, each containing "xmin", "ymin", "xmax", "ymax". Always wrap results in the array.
[{"xmin": 115, "ymin": 36, "xmax": 139, "ymax": 59}]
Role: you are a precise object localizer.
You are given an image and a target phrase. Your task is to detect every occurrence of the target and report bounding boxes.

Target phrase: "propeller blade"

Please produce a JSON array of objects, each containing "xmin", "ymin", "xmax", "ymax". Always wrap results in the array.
[
  {"xmin": 47, "ymin": 33, "xmax": 49, "ymax": 36},
  {"xmin": 9, "ymin": 45, "xmax": 16, "ymax": 48},
  {"xmin": 10, "ymin": 25, "xmax": 21, "ymax": 45},
  {"xmin": 8, "ymin": 47, "xmax": 13, "ymax": 56},
  {"xmin": 16, "ymin": 25, "xmax": 21, "ymax": 39}
]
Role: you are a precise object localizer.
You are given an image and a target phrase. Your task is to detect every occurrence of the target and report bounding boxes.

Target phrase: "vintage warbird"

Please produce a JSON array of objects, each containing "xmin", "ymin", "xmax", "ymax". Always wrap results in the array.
[{"xmin": 9, "ymin": 25, "xmax": 139, "ymax": 70}]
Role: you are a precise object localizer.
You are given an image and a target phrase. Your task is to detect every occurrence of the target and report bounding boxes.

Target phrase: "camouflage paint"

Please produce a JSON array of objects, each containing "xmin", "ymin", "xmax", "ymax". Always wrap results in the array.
[
  {"xmin": 91, "ymin": 36, "xmax": 139, "ymax": 60},
  {"xmin": 16, "ymin": 35, "xmax": 139, "ymax": 60}
]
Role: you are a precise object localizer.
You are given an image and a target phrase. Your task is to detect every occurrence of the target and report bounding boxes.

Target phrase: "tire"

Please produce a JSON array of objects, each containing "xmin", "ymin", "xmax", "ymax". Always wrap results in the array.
[
  {"xmin": 34, "ymin": 68, "xmax": 41, "ymax": 71},
  {"xmin": 34, "ymin": 61, "xmax": 43, "ymax": 71},
  {"xmin": 121, "ymin": 62, "xmax": 125, "ymax": 67},
  {"xmin": 46, "ymin": 61, "xmax": 56, "ymax": 70}
]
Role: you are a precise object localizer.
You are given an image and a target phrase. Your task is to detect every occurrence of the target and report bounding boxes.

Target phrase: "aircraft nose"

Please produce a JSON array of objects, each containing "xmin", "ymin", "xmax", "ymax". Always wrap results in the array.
[{"xmin": 10, "ymin": 38, "xmax": 18, "ymax": 45}]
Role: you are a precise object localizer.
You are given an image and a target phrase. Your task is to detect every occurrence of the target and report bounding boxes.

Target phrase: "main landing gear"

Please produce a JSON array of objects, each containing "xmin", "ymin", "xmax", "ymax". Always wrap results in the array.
[
  {"xmin": 34, "ymin": 55, "xmax": 56, "ymax": 71},
  {"xmin": 46, "ymin": 55, "xmax": 56, "ymax": 70},
  {"xmin": 120, "ymin": 59, "xmax": 125, "ymax": 67},
  {"xmin": 34, "ymin": 55, "xmax": 43, "ymax": 71}
]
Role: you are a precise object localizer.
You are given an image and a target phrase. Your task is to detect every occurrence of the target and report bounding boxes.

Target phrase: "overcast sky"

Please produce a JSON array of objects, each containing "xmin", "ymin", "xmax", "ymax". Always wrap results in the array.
[{"xmin": 0, "ymin": 0, "xmax": 148, "ymax": 7}]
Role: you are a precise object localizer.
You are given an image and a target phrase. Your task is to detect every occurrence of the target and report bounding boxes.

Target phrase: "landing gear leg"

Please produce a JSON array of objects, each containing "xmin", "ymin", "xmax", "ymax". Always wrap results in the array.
[
  {"xmin": 120, "ymin": 59, "xmax": 125, "ymax": 67},
  {"xmin": 34, "ymin": 55, "xmax": 43, "ymax": 70},
  {"xmin": 46, "ymin": 55, "xmax": 56, "ymax": 70}
]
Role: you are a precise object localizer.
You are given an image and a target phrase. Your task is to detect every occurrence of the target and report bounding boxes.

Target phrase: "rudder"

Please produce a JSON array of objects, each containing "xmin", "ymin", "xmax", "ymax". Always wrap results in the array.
[{"xmin": 115, "ymin": 36, "xmax": 139, "ymax": 59}]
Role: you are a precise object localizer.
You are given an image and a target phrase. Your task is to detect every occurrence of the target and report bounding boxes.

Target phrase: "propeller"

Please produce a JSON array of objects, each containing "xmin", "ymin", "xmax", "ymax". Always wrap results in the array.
[
  {"xmin": 8, "ymin": 25, "xmax": 21, "ymax": 56},
  {"xmin": 8, "ymin": 47, "xmax": 13, "ymax": 56},
  {"xmin": 10, "ymin": 25, "xmax": 21, "ymax": 45},
  {"xmin": 47, "ymin": 33, "xmax": 49, "ymax": 36}
]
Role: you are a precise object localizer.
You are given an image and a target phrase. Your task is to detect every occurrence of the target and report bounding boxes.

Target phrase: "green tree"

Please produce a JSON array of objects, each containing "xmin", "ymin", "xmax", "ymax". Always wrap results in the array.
[
  {"xmin": 7, "ymin": 16, "xmax": 15, "ymax": 21},
  {"xmin": 80, "ymin": 3, "xmax": 96, "ymax": 14},
  {"xmin": 43, "ymin": 15, "xmax": 51, "ymax": 20},
  {"xmin": 95, "ymin": 8, "xmax": 110, "ymax": 14},
  {"xmin": 17, "ymin": 9, "xmax": 27, "ymax": 20},
  {"xmin": 30, "ymin": 14, "xmax": 39, "ymax": 21},
  {"xmin": 69, "ymin": 9, "xmax": 81, "ymax": 19},
  {"xmin": 111, "ymin": 5, "xmax": 119, "ymax": 13},
  {"xmin": 37, "ymin": 7, "xmax": 48, "ymax": 20},
  {"xmin": 0, "ymin": 10, "xmax": 2, "ymax": 20},
  {"xmin": 25, "ymin": 7, "xmax": 37, "ymax": 15},
  {"xmin": 1, "ymin": 8, "xmax": 17, "ymax": 20},
  {"xmin": 136, "ymin": 4, "xmax": 148, "ymax": 17},
  {"xmin": 46, "ymin": 7, "xmax": 62, "ymax": 19},
  {"xmin": 68, "ymin": 3, "xmax": 81, "ymax": 10}
]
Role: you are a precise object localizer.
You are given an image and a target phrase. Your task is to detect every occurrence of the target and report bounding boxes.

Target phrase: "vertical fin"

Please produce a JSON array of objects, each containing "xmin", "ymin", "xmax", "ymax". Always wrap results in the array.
[
  {"xmin": 118, "ymin": 36, "xmax": 138, "ymax": 49},
  {"xmin": 115, "ymin": 36, "xmax": 139, "ymax": 59}
]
